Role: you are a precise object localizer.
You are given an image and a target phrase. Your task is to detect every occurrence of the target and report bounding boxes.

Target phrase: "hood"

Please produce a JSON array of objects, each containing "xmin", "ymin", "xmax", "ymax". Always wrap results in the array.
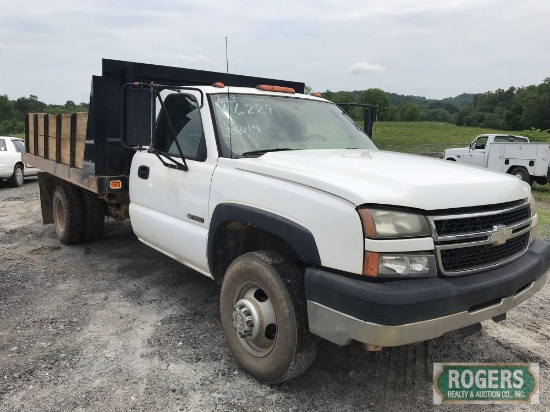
[
  {"xmin": 444, "ymin": 147, "xmax": 470, "ymax": 155},
  {"xmin": 233, "ymin": 149, "xmax": 530, "ymax": 210}
]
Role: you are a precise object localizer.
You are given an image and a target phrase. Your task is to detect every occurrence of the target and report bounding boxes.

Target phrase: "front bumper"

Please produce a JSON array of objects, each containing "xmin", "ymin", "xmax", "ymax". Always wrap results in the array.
[{"xmin": 305, "ymin": 239, "xmax": 550, "ymax": 346}]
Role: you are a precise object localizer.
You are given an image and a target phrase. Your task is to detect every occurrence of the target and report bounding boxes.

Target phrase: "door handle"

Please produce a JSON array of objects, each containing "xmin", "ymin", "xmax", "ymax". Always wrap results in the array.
[{"xmin": 138, "ymin": 165, "xmax": 150, "ymax": 179}]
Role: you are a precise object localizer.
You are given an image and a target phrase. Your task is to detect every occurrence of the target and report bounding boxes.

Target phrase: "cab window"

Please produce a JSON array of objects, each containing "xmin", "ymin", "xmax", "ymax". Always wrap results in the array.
[
  {"xmin": 474, "ymin": 136, "xmax": 488, "ymax": 149},
  {"xmin": 0, "ymin": 139, "xmax": 6, "ymax": 151},
  {"xmin": 155, "ymin": 94, "xmax": 206, "ymax": 161}
]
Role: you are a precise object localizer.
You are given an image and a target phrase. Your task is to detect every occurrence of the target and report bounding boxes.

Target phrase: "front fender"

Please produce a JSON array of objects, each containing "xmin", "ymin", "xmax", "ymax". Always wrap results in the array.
[{"xmin": 207, "ymin": 203, "xmax": 321, "ymax": 275}]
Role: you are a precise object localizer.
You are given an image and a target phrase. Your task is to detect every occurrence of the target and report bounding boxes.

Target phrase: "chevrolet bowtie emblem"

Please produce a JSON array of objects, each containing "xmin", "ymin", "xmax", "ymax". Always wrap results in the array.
[{"xmin": 489, "ymin": 225, "xmax": 513, "ymax": 246}]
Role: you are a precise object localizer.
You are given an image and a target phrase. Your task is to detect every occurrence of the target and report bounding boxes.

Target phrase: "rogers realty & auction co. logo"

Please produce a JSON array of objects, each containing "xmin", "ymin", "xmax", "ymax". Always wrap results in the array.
[{"xmin": 433, "ymin": 363, "xmax": 539, "ymax": 404}]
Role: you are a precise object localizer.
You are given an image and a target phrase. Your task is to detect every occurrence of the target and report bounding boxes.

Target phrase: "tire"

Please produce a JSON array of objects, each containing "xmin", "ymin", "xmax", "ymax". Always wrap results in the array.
[
  {"xmin": 511, "ymin": 167, "xmax": 533, "ymax": 186},
  {"xmin": 81, "ymin": 189, "xmax": 105, "ymax": 242},
  {"xmin": 7, "ymin": 164, "xmax": 24, "ymax": 187},
  {"xmin": 220, "ymin": 251, "xmax": 319, "ymax": 384},
  {"xmin": 52, "ymin": 184, "xmax": 85, "ymax": 244},
  {"xmin": 446, "ymin": 158, "xmax": 456, "ymax": 161}
]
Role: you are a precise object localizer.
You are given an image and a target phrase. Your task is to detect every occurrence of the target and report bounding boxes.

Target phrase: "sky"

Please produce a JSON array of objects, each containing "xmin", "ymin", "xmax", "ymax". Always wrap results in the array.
[{"xmin": 1, "ymin": 0, "xmax": 549, "ymax": 105}]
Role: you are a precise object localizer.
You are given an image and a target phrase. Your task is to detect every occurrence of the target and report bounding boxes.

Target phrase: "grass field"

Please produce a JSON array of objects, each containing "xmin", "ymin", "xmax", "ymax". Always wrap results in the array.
[
  {"xmin": 354, "ymin": 121, "xmax": 550, "ymax": 154},
  {"xmin": 531, "ymin": 183, "xmax": 550, "ymax": 238}
]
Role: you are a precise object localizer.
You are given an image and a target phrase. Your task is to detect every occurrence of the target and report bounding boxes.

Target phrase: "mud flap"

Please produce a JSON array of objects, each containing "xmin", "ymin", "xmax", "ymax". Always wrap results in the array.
[{"xmin": 37, "ymin": 172, "xmax": 59, "ymax": 224}]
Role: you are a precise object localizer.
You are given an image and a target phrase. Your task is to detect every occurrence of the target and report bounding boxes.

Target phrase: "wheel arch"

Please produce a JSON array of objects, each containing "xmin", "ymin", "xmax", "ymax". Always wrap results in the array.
[
  {"xmin": 208, "ymin": 204, "xmax": 321, "ymax": 283},
  {"xmin": 506, "ymin": 165, "xmax": 525, "ymax": 174}
]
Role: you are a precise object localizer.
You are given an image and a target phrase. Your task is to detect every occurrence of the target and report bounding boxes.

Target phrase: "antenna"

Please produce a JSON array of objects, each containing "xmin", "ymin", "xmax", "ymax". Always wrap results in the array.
[
  {"xmin": 225, "ymin": 37, "xmax": 229, "ymax": 74},
  {"xmin": 226, "ymin": 37, "xmax": 233, "ymax": 157}
]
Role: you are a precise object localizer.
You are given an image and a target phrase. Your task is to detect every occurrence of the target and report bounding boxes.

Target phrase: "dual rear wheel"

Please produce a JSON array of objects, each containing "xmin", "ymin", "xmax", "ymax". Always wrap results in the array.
[{"xmin": 52, "ymin": 184, "xmax": 105, "ymax": 244}]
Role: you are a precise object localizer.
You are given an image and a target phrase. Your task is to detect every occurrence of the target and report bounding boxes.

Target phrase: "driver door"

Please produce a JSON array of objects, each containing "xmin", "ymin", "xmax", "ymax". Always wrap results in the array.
[
  {"xmin": 467, "ymin": 136, "xmax": 489, "ymax": 167},
  {"xmin": 129, "ymin": 92, "xmax": 216, "ymax": 276}
]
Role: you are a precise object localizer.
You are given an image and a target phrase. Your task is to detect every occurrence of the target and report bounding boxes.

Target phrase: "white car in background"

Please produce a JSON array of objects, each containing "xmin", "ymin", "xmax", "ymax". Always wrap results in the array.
[{"xmin": 0, "ymin": 136, "xmax": 39, "ymax": 187}]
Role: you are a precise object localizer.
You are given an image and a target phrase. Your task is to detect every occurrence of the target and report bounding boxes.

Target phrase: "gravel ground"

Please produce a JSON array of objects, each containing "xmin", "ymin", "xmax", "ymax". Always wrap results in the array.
[{"xmin": 1, "ymin": 179, "xmax": 549, "ymax": 411}]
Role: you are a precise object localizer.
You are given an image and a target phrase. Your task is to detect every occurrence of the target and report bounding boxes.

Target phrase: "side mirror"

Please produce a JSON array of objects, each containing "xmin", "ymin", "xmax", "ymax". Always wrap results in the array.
[
  {"xmin": 123, "ymin": 86, "xmax": 153, "ymax": 147},
  {"xmin": 469, "ymin": 142, "xmax": 475, "ymax": 150}
]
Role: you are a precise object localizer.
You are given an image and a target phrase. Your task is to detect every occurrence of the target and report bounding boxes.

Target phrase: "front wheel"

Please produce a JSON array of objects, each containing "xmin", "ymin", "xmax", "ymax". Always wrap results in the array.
[
  {"xmin": 7, "ymin": 164, "xmax": 24, "ymax": 187},
  {"xmin": 220, "ymin": 251, "xmax": 319, "ymax": 383}
]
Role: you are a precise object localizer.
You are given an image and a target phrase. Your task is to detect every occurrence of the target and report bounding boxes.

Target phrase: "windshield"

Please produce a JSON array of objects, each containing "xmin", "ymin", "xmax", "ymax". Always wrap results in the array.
[{"xmin": 209, "ymin": 94, "xmax": 377, "ymax": 157}]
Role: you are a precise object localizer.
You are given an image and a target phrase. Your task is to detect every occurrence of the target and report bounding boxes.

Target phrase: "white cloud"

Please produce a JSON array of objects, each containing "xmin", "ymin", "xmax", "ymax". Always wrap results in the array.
[
  {"xmin": 0, "ymin": 0, "xmax": 549, "ymax": 102},
  {"xmin": 348, "ymin": 62, "xmax": 387, "ymax": 74}
]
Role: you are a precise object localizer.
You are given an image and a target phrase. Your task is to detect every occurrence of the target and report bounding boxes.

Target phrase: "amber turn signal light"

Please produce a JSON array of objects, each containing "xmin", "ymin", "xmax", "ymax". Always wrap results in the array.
[
  {"xmin": 256, "ymin": 85, "xmax": 295, "ymax": 94},
  {"xmin": 363, "ymin": 252, "xmax": 379, "ymax": 277}
]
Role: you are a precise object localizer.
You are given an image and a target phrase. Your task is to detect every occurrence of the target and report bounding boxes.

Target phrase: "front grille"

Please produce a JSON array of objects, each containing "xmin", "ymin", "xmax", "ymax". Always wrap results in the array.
[
  {"xmin": 440, "ymin": 233, "xmax": 529, "ymax": 272},
  {"xmin": 434, "ymin": 203, "xmax": 531, "ymax": 236},
  {"xmin": 429, "ymin": 202, "xmax": 532, "ymax": 276}
]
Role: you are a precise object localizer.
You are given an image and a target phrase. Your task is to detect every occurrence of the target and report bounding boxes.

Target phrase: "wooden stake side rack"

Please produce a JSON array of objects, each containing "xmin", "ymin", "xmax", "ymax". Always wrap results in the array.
[{"xmin": 25, "ymin": 112, "xmax": 88, "ymax": 169}]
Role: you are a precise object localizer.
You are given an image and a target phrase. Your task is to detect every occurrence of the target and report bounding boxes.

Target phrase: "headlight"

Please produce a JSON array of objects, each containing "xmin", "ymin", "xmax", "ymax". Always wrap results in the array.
[
  {"xmin": 364, "ymin": 252, "xmax": 437, "ymax": 277},
  {"xmin": 528, "ymin": 193, "xmax": 538, "ymax": 245},
  {"xmin": 357, "ymin": 208, "xmax": 431, "ymax": 238}
]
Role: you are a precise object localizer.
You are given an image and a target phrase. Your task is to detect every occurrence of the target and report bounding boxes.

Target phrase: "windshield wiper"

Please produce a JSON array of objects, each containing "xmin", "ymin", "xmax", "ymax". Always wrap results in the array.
[{"xmin": 240, "ymin": 148, "xmax": 297, "ymax": 157}]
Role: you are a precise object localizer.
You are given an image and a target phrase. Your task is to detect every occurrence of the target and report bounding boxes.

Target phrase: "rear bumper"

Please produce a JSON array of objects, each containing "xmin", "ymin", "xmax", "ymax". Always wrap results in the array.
[{"xmin": 305, "ymin": 239, "xmax": 550, "ymax": 346}]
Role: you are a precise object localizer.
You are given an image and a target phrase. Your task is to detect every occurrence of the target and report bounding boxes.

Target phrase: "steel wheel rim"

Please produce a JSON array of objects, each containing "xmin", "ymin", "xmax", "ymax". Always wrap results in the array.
[
  {"xmin": 54, "ymin": 197, "xmax": 66, "ymax": 233},
  {"xmin": 232, "ymin": 280, "xmax": 277, "ymax": 357},
  {"xmin": 15, "ymin": 167, "xmax": 23, "ymax": 185}
]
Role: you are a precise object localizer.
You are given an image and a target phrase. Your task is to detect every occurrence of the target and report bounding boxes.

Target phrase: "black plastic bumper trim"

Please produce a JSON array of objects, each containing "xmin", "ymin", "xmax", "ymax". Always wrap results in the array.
[{"xmin": 305, "ymin": 239, "xmax": 550, "ymax": 326}]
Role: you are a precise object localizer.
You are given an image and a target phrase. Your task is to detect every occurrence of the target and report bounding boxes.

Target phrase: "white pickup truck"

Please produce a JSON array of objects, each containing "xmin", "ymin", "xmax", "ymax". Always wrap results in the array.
[
  {"xmin": 23, "ymin": 60, "xmax": 550, "ymax": 383},
  {"xmin": 444, "ymin": 134, "xmax": 550, "ymax": 185}
]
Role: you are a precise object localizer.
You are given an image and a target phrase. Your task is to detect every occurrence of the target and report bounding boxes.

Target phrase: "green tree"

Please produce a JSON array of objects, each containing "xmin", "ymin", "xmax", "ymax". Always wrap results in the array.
[
  {"xmin": 463, "ymin": 110, "xmax": 485, "ymax": 127},
  {"xmin": 481, "ymin": 113, "xmax": 503, "ymax": 129},
  {"xmin": 0, "ymin": 119, "xmax": 24, "ymax": 134},
  {"xmin": 332, "ymin": 91, "xmax": 357, "ymax": 104},
  {"xmin": 386, "ymin": 106, "xmax": 399, "ymax": 121},
  {"xmin": 322, "ymin": 90, "xmax": 335, "ymax": 101},
  {"xmin": 360, "ymin": 88, "xmax": 390, "ymax": 120},
  {"xmin": 65, "ymin": 100, "xmax": 76, "ymax": 110},
  {"xmin": 401, "ymin": 103, "xmax": 421, "ymax": 121},
  {"xmin": 422, "ymin": 108, "xmax": 450, "ymax": 123},
  {"xmin": 0, "ymin": 94, "xmax": 13, "ymax": 122},
  {"xmin": 521, "ymin": 93, "xmax": 550, "ymax": 130},
  {"xmin": 13, "ymin": 96, "xmax": 47, "ymax": 120}
]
